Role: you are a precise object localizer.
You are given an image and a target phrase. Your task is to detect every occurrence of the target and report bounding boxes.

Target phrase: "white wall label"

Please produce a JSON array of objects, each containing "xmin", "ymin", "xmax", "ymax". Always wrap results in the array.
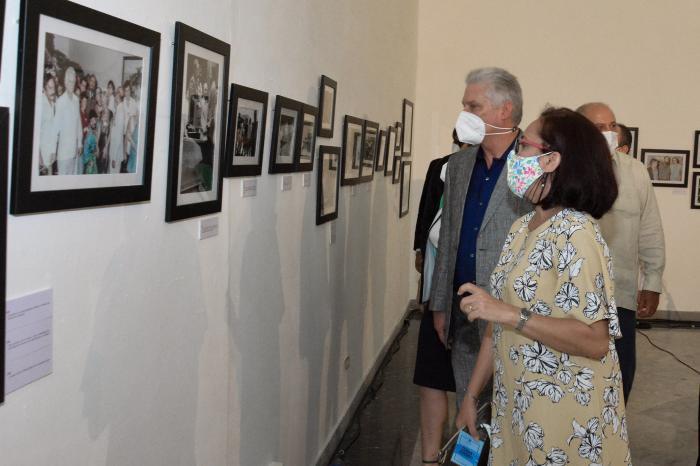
[
  {"xmin": 198, "ymin": 217, "xmax": 219, "ymax": 240},
  {"xmin": 302, "ymin": 173, "xmax": 311, "ymax": 187},
  {"xmin": 241, "ymin": 179, "xmax": 257, "ymax": 198},
  {"xmin": 281, "ymin": 175, "xmax": 293, "ymax": 191},
  {"xmin": 5, "ymin": 289, "xmax": 53, "ymax": 395}
]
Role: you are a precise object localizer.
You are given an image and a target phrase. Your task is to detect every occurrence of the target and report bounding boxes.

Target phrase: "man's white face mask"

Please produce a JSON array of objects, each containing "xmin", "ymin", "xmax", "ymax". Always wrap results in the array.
[
  {"xmin": 454, "ymin": 111, "xmax": 515, "ymax": 145},
  {"xmin": 601, "ymin": 130, "xmax": 618, "ymax": 155}
]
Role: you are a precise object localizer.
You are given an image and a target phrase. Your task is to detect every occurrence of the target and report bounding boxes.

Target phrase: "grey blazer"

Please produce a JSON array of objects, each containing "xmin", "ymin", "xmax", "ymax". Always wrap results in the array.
[{"xmin": 429, "ymin": 145, "xmax": 530, "ymax": 341}]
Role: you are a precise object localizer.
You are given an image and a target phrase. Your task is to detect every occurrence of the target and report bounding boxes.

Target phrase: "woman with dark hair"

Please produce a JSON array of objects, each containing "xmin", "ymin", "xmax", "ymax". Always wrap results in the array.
[{"xmin": 455, "ymin": 107, "xmax": 631, "ymax": 465}]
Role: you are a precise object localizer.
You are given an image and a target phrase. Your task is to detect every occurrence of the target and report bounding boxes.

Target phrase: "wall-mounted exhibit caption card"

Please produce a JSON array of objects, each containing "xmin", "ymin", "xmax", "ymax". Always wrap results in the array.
[{"xmin": 5, "ymin": 289, "xmax": 53, "ymax": 395}]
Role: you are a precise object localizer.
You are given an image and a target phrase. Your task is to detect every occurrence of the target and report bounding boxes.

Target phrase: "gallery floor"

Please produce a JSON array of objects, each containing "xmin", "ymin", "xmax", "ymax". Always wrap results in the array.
[{"xmin": 330, "ymin": 311, "xmax": 700, "ymax": 466}]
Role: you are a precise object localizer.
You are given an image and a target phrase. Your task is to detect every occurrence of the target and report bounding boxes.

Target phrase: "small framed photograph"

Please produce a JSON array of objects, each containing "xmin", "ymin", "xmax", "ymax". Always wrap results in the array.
[
  {"xmin": 341, "ymin": 115, "xmax": 363, "ymax": 186},
  {"xmin": 693, "ymin": 130, "xmax": 700, "ymax": 168},
  {"xmin": 296, "ymin": 104, "xmax": 317, "ymax": 172},
  {"xmin": 375, "ymin": 129, "xmax": 387, "ymax": 172},
  {"xmin": 640, "ymin": 149, "xmax": 689, "ymax": 188},
  {"xmin": 384, "ymin": 125, "xmax": 396, "ymax": 177},
  {"xmin": 224, "ymin": 84, "xmax": 268, "ymax": 177},
  {"xmin": 691, "ymin": 173, "xmax": 700, "ymax": 209},
  {"xmin": 360, "ymin": 120, "xmax": 379, "ymax": 182},
  {"xmin": 269, "ymin": 95, "xmax": 302, "ymax": 174},
  {"xmin": 166, "ymin": 22, "xmax": 229, "ymax": 222},
  {"xmin": 399, "ymin": 160, "xmax": 412, "ymax": 218},
  {"xmin": 0, "ymin": 108, "xmax": 8, "ymax": 404},
  {"xmin": 317, "ymin": 75, "xmax": 337, "ymax": 138},
  {"xmin": 395, "ymin": 121, "xmax": 403, "ymax": 152},
  {"xmin": 402, "ymin": 99, "xmax": 414, "ymax": 157},
  {"xmin": 627, "ymin": 126, "xmax": 638, "ymax": 159},
  {"xmin": 391, "ymin": 139, "xmax": 402, "ymax": 184},
  {"xmin": 11, "ymin": 0, "xmax": 160, "ymax": 214},
  {"xmin": 317, "ymin": 145, "xmax": 340, "ymax": 224}
]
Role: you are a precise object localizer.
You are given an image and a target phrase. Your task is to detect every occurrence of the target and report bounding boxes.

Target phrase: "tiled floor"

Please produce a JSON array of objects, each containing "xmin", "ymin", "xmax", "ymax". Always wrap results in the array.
[{"xmin": 332, "ymin": 313, "xmax": 700, "ymax": 465}]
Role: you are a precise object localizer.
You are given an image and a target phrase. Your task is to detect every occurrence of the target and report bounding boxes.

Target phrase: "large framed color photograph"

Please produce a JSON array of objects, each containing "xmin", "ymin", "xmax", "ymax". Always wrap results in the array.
[
  {"xmin": 166, "ymin": 22, "xmax": 229, "ymax": 222},
  {"xmin": 224, "ymin": 84, "xmax": 268, "ymax": 177},
  {"xmin": 11, "ymin": 0, "xmax": 160, "ymax": 214}
]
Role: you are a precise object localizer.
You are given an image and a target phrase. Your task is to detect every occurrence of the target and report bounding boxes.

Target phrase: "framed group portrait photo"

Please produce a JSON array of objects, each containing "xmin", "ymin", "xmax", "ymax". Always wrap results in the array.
[
  {"xmin": 224, "ymin": 84, "xmax": 268, "ymax": 178},
  {"xmin": 11, "ymin": 0, "xmax": 160, "ymax": 214},
  {"xmin": 640, "ymin": 149, "xmax": 689, "ymax": 188},
  {"xmin": 166, "ymin": 22, "xmax": 230, "ymax": 222}
]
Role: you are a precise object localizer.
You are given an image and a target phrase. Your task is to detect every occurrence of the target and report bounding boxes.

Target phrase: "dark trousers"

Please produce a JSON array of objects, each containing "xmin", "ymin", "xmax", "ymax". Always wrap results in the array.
[{"xmin": 614, "ymin": 307, "xmax": 636, "ymax": 403}]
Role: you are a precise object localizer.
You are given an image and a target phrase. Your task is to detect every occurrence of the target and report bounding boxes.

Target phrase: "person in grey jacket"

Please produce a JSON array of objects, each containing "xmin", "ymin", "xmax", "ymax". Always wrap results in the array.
[{"xmin": 429, "ymin": 67, "xmax": 530, "ymax": 416}]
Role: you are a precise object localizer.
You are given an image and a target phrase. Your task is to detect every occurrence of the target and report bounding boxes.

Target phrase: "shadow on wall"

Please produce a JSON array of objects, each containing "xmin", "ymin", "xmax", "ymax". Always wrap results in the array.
[
  {"xmin": 82, "ymin": 221, "xmax": 207, "ymax": 466},
  {"xmin": 369, "ymin": 178, "xmax": 388, "ymax": 353},
  {"xmin": 229, "ymin": 195, "xmax": 284, "ymax": 466}
]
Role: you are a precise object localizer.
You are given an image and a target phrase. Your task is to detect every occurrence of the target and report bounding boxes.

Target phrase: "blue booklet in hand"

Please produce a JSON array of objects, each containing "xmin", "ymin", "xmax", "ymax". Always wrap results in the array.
[{"xmin": 450, "ymin": 430, "xmax": 484, "ymax": 466}]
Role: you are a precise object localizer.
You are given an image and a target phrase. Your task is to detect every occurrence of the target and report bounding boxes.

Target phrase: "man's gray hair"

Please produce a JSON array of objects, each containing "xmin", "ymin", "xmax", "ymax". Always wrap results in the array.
[{"xmin": 466, "ymin": 67, "xmax": 523, "ymax": 125}]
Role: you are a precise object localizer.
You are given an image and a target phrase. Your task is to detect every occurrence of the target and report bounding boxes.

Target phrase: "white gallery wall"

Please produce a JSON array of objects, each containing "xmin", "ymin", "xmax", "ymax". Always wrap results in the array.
[
  {"xmin": 0, "ymin": 1, "xmax": 419, "ymax": 465},
  {"xmin": 413, "ymin": 0, "xmax": 700, "ymax": 316}
]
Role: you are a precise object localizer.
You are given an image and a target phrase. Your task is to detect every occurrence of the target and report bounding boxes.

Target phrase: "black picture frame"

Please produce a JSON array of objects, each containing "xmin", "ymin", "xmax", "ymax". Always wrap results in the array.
[
  {"xmin": 360, "ymin": 119, "xmax": 379, "ymax": 182},
  {"xmin": 399, "ymin": 160, "xmax": 411, "ymax": 218},
  {"xmin": 0, "ymin": 108, "xmax": 8, "ymax": 404},
  {"xmin": 317, "ymin": 75, "xmax": 337, "ymax": 139},
  {"xmin": 640, "ymin": 149, "xmax": 689, "ymax": 188},
  {"xmin": 269, "ymin": 95, "xmax": 302, "ymax": 174},
  {"xmin": 374, "ymin": 129, "xmax": 387, "ymax": 172},
  {"xmin": 341, "ymin": 115, "xmax": 363, "ymax": 186},
  {"xmin": 401, "ymin": 99, "xmax": 414, "ymax": 157},
  {"xmin": 394, "ymin": 121, "xmax": 403, "ymax": 152},
  {"xmin": 296, "ymin": 103, "xmax": 317, "ymax": 172},
  {"xmin": 317, "ymin": 145, "xmax": 340, "ymax": 225},
  {"xmin": 693, "ymin": 130, "xmax": 700, "ymax": 168},
  {"xmin": 384, "ymin": 125, "xmax": 396, "ymax": 177},
  {"xmin": 11, "ymin": 0, "xmax": 160, "ymax": 214},
  {"xmin": 0, "ymin": 0, "xmax": 5, "ymax": 78},
  {"xmin": 224, "ymin": 83, "xmax": 268, "ymax": 178},
  {"xmin": 165, "ymin": 22, "xmax": 229, "ymax": 222},
  {"xmin": 627, "ymin": 126, "xmax": 638, "ymax": 159},
  {"xmin": 691, "ymin": 173, "xmax": 700, "ymax": 210}
]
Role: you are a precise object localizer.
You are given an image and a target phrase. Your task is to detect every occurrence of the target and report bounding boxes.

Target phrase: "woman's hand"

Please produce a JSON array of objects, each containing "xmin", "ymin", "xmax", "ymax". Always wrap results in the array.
[
  {"xmin": 458, "ymin": 282, "xmax": 518, "ymax": 325},
  {"xmin": 455, "ymin": 393, "xmax": 479, "ymax": 439}
]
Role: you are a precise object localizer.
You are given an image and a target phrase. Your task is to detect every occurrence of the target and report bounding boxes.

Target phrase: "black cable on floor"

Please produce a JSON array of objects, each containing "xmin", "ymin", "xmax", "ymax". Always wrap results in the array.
[
  {"xmin": 329, "ymin": 314, "xmax": 415, "ymax": 465},
  {"xmin": 637, "ymin": 329, "xmax": 700, "ymax": 376}
]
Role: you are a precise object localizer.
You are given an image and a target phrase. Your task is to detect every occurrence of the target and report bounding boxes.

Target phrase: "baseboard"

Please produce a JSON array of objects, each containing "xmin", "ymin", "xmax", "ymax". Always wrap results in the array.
[
  {"xmin": 652, "ymin": 309, "xmax": 700, "ymax": 321},
  {"xmin": 313, "ymin": 301, "xmax": 417, "ymax": 466}
]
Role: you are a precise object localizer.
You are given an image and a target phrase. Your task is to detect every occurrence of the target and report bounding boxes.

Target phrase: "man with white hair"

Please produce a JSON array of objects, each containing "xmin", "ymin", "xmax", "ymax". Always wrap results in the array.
[
  {"xmin": 577, "ymin": 102, "xmax": 665, "ymax": 402},
  {"xmin": 428, "ymin": 68, "xmax": 530, "ymax": 451},
  {"xmin": 54, "ymin": 66, "xmax": 83, "ymax": 175}
]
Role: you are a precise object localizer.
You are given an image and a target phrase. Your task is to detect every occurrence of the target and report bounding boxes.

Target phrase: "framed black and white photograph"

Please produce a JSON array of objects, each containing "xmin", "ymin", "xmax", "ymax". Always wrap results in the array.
[
  {"xmin": 317, "ymin": 145, "xmax": 340, "ymax": 225},
  {"xmin": 399, "ymin": 160, "xmax": 411, "ymax": 218},
  {"xmin": 384, "ymin": 125, "xmax": 396, "ymax": 177},
  {"xmin": 395, "ymin": 121, "xmax": 402, "ymax": 153},
  {"xmin": 360, "ymin": 120, "xmax": 379, "ymax": 182},
  {"xmin": 627, "ymin": 126, "xmax": 638, "ymax": 159},
  {"xmin": 402, "ymin": 99, "xmax": 414, "ymax": 157},
  {"xmin": 11, "ymin": 0, "xmax": 160, "ymax": 214},
  {"xmin": 224, "ymin": 84, "xmax": 267, "ymax": 177},
  {"xmin": 341, "ymin": 115, "xmax": 363, "ymax": 186},
  {"xmin": 375, "ymin": 129, "xmax": 387, "ymax": 173},
  {"xmin": 691, "ymin": 173, "xmax": 700, "ymax": 209},
  {"xmin": 296, "ymin": 104, "xmax": 317, "ymax": 172},
  {"xmin": 269, "ymin": 95, "xmax": 301, "ymax": 174},
  {"xmin": 317, "ymin": 75, "xmax": 336, "ymax": 138},
  {"xmin": 165, "ymin": 22, "xmax": 229, "ymax": 222},
  {"xmin": 0, "ymin": 108, "xmax": 8, "ymax": 404},
  {"xmin": 391, "ymin": 136, "xmax": 402, "ymax": 184},
  {"xmin": 693, "ymin": 130, "xmax": 700, "ymax": 168},
  {"xmin": 640, "ymin": 149, "xmax": 689, "ymax": 188}
]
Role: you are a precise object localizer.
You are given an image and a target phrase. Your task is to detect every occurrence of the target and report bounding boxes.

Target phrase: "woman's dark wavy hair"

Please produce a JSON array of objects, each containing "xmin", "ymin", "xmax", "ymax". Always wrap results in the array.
[{"xmin": 537, "ymin": 107, "xmax": 618, "ymax": 219}]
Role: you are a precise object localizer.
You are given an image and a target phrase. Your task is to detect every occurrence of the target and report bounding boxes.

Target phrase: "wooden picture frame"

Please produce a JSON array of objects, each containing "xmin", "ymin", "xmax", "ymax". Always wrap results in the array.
[
  {"xmin": 269, "ymin": 95, "xmax": 302, "ymax": 174},
  {"xmin": 401, "ymin": 99, "xmax": 414, "ymax": 157},
  {"xmin": 317, "ymin": 145, "xmax": 340, "ymax": 224},
  {"xmin": 11, "ymin": 0, "xmax": 160, "ymax": 214},
  {"xmin": 296, "ymin": 103, "xmax": 317, "ymax": 172},
  {"xmin": 165, "ymin": 22, "xmax": 229, "ymax": 222},
  {"xmin": 317, "ymin": 75, "xmax": 337, "ymax": 139},
  {"xmin": 640, "ymin": 149, "xmax": 689, "ymax": 188},
  {"xmin": 341, "ymin": 115, "xmax": 363, "ymax": 186},
  {"xmin": 399, "ymin": 160, "xmax": 411, "ymax": 217},
  {"xmin": 224, "ymin": 83, "xmax": 268, "ymax": 177},
  {"xmin": 384, "ymin": 125, "xmax": 396, "ymax": 177},
  {"xmin": 360, "ymin": 119, "xmax": 379, "ymax": 182}
]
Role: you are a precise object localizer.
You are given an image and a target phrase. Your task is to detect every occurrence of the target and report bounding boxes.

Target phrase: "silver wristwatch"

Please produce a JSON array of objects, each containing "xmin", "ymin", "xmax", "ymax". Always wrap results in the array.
[{"xmin": 516, "ymin": 308, "xmax": 532, "ymax": 331}]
